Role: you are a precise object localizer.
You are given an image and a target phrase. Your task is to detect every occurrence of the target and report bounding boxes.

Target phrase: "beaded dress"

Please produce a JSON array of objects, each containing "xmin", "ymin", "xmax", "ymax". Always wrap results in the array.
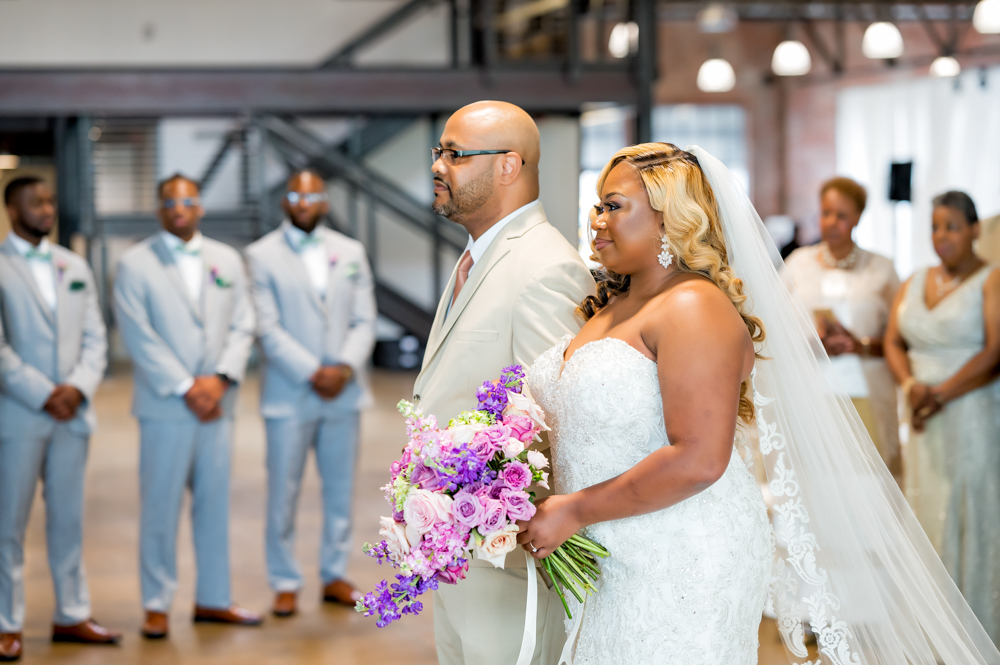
[
  {"xmin": 897, "ymin": 265, "xmax": 1000, "ymax": 642},
  {"xmin": 527, "ymin": 334, "xmax": 773, "ymax": 665}
]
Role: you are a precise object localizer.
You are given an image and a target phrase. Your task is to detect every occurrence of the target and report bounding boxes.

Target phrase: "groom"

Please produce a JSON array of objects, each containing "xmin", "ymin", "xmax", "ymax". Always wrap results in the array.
[{"xmin": 413, "ymin": 101, "xmax": 595, "ymax": 664}]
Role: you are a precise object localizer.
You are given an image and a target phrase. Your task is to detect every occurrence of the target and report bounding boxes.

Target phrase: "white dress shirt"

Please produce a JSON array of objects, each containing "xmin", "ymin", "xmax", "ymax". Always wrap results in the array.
[
  {"xmin": 446, "ymin": 199, "xmax": 540, "ymax": 316},
  {"xmin": 160, "ymin": 231, "xmax": 204, "ymax": 396},
  {"xmin": 9, "ymin": 233, "xmax": 57, "ymax": 311},
  {"xmin": 283, "ymin": 221, "xmax": 328, "ymax": 299},
  {"xmin": 160, "ymin": 230, "xmax": 204, "ymax": 304}
]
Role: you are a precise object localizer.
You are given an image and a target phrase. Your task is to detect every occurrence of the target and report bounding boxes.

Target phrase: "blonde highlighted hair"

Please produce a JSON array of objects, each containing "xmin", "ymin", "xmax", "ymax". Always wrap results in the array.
[{"xmin": 579, "ymin": 142, "xmax": 765, "ymax": 424}]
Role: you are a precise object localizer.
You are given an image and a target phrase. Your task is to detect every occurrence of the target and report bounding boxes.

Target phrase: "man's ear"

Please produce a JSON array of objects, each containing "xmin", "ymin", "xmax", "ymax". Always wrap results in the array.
[
  {"xmin": 5, "ymin": 204, "xmax": 18, "ymax": 225},
  {"xmin": 498, "ymin": 152, "xmax": 523, "ymax": 184}
]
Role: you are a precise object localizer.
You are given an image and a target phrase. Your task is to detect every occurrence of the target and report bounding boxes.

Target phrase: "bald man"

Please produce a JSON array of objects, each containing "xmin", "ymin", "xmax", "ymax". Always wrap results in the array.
[
  {"xmin": 413, "ymin": 101, "xmax": 595, "ymax": 665},
  {"xmin": 244, "ymin": 171, "xmax": 376, "ymax": 617}
]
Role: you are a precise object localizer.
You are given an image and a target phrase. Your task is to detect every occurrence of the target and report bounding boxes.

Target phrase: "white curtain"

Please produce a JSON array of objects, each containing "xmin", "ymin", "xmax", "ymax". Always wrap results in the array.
[{"xmin": 836, "ymin": 66, "xmax": 1000, "ymax": 278}]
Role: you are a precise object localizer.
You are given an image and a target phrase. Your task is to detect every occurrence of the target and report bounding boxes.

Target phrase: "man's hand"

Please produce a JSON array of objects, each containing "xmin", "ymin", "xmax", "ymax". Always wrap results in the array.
[
  {"xmin": 43, "ymin": 385, "xmax": 85, "ymax": 421},
  {"xmin": 818, "ymin": 320, "xmax": 857, "ymax": 357},
  {"xmin": 184, "ymin": 375, "xmax": 228, "ymax": 422},
  {"xmin": 310, "ymin": 364, "xmax": 352, "ymax": 401}
]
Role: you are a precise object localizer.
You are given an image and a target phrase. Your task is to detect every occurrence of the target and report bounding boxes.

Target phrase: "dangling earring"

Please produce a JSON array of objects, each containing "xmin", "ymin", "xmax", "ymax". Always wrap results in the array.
[{"xmin": 658, "ymin": 237, "xmax": 674, "ymax": 269}]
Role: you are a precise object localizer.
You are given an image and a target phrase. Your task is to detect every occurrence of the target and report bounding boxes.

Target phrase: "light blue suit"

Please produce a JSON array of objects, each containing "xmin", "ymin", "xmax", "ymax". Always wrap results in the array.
[
  {"xmin": 245, "ymin": 223, "xmax": 376, "ymax": 591},
  {"xmin": 0, "ymin": 235, "xmax": 107, "ymax": 631},
  {"xmin": 113, "ymin": 233, "xmax": 255, "ymax": 611}
]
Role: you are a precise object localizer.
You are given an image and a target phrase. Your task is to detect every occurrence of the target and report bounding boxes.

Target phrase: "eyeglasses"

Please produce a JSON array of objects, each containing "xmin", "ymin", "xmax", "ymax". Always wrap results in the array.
[
  {"xmin": 161, "ymin": 197, "xmax": 200, "ymax": 210},
  {"xmin": 431, "ymin": 147, "xmax": 524, "ymax": 166},
  {"xmin": 285, "ymin": 192, "xmax": 329, "ymax": 206}
]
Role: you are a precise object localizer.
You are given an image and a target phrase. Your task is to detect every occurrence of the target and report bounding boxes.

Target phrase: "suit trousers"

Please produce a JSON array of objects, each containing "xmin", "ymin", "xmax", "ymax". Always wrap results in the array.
[
  {"xmin": 265, "ymin": 413, "xmax": 360, "ymax": 591},
  {"xmin": 139, "ymin": 416, "xmax": 233, "ymax": 611},
  {"xmin": 0, "ymin": 423, "xmax": 91, "ymax": 631},
  {"xmin": 433, "ymin": 555, "xmax": 567, "ymax": 665}
]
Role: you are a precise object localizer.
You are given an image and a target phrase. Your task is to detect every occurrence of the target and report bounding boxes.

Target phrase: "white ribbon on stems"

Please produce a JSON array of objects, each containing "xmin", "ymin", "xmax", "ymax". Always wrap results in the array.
[{"xmin": 514, "ymin": 549, "xmax": 538, "ymax": 665}]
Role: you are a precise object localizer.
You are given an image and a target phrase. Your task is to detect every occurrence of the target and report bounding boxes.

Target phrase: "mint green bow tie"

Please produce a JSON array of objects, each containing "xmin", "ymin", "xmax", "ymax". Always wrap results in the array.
[
  {"xmin": 25, "ymin": 248, "xmax": 52, "ymax": 261},
  {"xmin": 173, "ymin": 244, "xmax": 201, "ymax": 257},
  {"xmin": 296, "ymin": 234, "xmax": 321, "ymax": 249}
]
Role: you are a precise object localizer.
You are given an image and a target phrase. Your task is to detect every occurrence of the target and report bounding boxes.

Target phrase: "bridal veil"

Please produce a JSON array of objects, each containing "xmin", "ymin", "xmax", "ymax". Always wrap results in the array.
[{"xmin": 688, "ymin": 145, "xmax": 1000, "ymax": 665}]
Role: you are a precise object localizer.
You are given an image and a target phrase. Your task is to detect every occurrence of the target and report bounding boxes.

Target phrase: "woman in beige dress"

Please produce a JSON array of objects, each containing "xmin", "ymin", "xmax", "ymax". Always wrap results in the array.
[
  {"xmin": 885, "ymin": 190, "xmax": 1000, "ymax": 643},
  {"xmin": 782, "ymin": 177, "xmax": 901, "ymax": 471}
]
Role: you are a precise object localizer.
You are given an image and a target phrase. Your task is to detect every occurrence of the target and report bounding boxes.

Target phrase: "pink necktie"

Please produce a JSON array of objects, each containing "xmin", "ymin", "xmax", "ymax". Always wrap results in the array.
[{"xmin": 451, "ymin": 250, "xmax": 474, "ymax": 306}]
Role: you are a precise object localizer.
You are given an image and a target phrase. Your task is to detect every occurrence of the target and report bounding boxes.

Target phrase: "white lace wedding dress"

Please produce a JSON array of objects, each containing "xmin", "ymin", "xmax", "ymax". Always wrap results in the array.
[{"xmin": 528, "ymin": 334, "xmax": 774, "ymax": 665}]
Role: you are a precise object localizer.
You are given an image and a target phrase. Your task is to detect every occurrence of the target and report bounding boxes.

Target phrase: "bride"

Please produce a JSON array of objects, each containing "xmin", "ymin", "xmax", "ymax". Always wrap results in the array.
[{"xmin": 516, "ymin": 144, "xmax": 1000, "ymax": 665}]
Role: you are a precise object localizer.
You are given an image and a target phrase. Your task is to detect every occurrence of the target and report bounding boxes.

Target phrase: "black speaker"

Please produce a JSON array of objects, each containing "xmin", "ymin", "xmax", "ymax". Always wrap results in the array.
[{"xmin": 889, "ymin": 162, "xmax": 913, "ymax": 202}]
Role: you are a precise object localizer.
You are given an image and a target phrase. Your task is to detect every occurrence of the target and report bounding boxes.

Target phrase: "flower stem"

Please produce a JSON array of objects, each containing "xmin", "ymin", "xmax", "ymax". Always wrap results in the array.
[{"xmin": 543, "ymin": 558, "xmax": 572, "ymax": 620}]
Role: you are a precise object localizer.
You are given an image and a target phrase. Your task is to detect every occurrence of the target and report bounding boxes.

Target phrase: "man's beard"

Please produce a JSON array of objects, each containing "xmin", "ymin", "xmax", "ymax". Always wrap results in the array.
[
  {"xmin": 20, "ymin": 219, "xmax": 50, "ymax": 239},
  {"xmin": 432, "ymin": 168, "xmax": 494, "ymax": 221}
]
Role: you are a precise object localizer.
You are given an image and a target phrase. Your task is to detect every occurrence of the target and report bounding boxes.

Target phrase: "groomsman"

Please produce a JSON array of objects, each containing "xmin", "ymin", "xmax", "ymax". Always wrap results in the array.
[
  {"xmin": 113, "ymin": 174, "xmax": 260, "ymax": 639},
  {"xmin": 0, "ymin": 177, "xmax": 120, "ymax": 662},
  {"xmin": 245, "ymin": 170, "xmax": 376, "ymax": 617}
]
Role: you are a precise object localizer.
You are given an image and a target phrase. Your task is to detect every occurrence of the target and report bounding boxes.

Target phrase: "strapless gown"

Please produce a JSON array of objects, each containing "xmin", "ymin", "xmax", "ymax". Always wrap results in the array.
[{"xmin": 527, "ymin": 335, "xmax": 773, "ymax": 665}]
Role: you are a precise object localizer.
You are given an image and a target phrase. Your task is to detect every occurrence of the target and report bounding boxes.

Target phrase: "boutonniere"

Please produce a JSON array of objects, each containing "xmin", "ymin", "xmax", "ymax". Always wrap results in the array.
[
  {"xmin": 69, "ymin": 280, "xmax": 86, "ymax": 291},
  {"xmin": 329, "ymin": 254, "xmax": 339, "ymax": 269},
  {"xmin": 210, "ymin": 266, "xmax": 233, "ymax": 288},
  {"xmin": 56, "ymin": 261, "xmax": 68, "ymax": 283}
]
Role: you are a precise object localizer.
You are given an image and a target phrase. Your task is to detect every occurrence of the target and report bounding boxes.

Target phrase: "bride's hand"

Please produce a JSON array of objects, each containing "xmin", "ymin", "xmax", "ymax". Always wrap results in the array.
[{"xmin": 515, "ymin": 494, "xmax": 583, "ymax": 559}]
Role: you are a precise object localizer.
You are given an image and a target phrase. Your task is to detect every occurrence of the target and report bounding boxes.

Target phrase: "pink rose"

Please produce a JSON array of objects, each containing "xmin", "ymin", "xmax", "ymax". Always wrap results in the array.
[
  {"xmin": 502, "ymin": 437, "xmax": 525, "ymax": 459},
  {"xmin": 485, "ymin": 424, "xmax": 512, "ymax": 448},
  {"xmin": 486, "ymin": 479, "xmax": 507, "ymax": 501},
  {"xmin": 476, "ymin": 524, "xmax": 520, "ymax": 568},
  {"xmin": 501, "ymin": 461, "xmax": 532, "ymax": 491},
  {"xmin": 505, "ymin": 390, "xmax": 549, "ymax": 431},
  {"xmin": 452, "ymin": 490, "xmax": 485, "ymax": 528},
  {"xmin": 526, "ymin": 449, "xmax": 548, "ymax": 470},
  {"xmin": 403, "ymin": 488, "xmax": 454, "ymax": 534},
  {"xmin": 468, "ymin": 432, "xmax": 499, "ymax": 461},
  {"xmin": 505, "ymin": 415, "xmax": 537, "ymax": 444},
  {"xmin": 477, "ymin": 498, "xmax": 507, "ymax": 534},
  {"xmin": 502, "ymin": 490, "xmax": 536, "ymax": 521},
  {"xmin": 436, "ymin": 558, "xmax": 469, "ymax": 585},
  {"xmin": 410, "ymin": 462, "xmax": 445, "ymax": 491}
]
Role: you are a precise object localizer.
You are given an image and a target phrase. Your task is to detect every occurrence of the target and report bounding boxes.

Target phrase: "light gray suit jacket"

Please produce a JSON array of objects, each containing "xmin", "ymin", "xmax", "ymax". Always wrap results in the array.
[
  {"xmin": 245, "ymin": 223, "xmax": 376, "ymax": 420},
  {"xmin": 113, "ymin": 234, "xmax": 255, "ymax": 420},
  {"xmin": 0, "ymin": 236, "xmax": 107, "ymax": 437}
]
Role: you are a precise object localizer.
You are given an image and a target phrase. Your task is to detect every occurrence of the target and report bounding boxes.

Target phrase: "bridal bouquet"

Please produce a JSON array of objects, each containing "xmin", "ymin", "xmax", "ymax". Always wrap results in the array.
[{"xmin": 356, "ymin": 365, "xmax": 608, "ymax": 626}]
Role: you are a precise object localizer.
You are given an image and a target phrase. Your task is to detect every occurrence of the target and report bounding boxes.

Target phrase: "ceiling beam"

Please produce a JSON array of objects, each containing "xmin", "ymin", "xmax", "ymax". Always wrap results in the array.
[
  {"xmin": 0, "ymin": 66, "xmax": 634, "ymax": 116},
  {"xmin": 320, "ymin": 0, "xmax": 444, "ymax": 68}
]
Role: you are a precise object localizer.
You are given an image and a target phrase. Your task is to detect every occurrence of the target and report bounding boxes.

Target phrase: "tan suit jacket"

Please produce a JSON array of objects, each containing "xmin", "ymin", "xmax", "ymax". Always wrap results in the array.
[
  {"xmin": 976, "ymin": 213, "xmax": 1000, "ymax": 264},
  {"xmin": 415, "ymin": 203, "xmax": 595, "ymax": 665}
]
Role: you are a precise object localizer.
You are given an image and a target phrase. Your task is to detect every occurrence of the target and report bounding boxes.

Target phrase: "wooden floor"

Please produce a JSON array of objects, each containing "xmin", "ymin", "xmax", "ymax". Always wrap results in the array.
[{"xmin": 17, "ymin": 368, "xmax": 799, "ymax": 664}]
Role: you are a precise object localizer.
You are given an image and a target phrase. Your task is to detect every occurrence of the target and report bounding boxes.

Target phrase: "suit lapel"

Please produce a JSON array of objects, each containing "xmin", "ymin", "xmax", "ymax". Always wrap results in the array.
[
  {"xmin": 54, "ymin": 249, "xmax": 73, "ymax": 348},
  {"xmin": 1, "ymin": 239, "xmax": 56, "ymax": 328},
  {"xmin": 152, "ymin": 235, "xmax": 203, "ymax": 324},
  {"xmin": 422, "ymin": 260, "xmax": 462, "ymax": 364}
]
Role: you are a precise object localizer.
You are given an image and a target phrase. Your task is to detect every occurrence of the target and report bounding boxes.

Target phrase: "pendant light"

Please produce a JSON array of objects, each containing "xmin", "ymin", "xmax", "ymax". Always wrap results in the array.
[
  {"xmin": 772, "ymin": 40, "xmax": 812, "ymax": 76},
  {"xmin": 973, "ymin": 0, "xmax": 1000, "ymax": 33},
  {"xmin": 697, "ymin": 3, "xmax": 738, "ymax": 33},
  {"xmin": 862, "ymin": 22, "xmax": 904, "ymax": 60},
  {"xmin": 930, "ymin": 56, "xmax": 961, "ymax": 78},
  {"xmin": 608, "ymin": 21, "xmax": 639, "ymax": 59},
  {"xmin": 697, "ymin": 58, "xmax": 736, "ymax": 92}
]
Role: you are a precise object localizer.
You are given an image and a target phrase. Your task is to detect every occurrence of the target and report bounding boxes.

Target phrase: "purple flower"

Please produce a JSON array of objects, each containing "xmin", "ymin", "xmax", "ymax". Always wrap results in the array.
[
  {"xmin": 410, "ymin": 463, "xmax": 445, "ymax": 491},
  {"xmin": 501, "ymin": 461, "xmax": 532, "ymax": 491},
  {"xmin": 452, "ymin": 491, "xmax": 485, "ymax": 528},
  {"xmin": 485, "ymin": 424, "xmax": 512, "ymax": 447},
  {"xmin": 477, "ymin": 380, "xmax": 509, "ymax": 419},
  {"xmin": 487, "ymin": 479, "xmax": 508, "ymax": 501},
  {"xmin": 503, "ymin": 490, "xmax": 536, "ymax": 521},
  {"xmin": 478, "ymin": 498, "xmax": 507, "ymax": 534},
  {"xmin": 500, "ymin": 365, "xmax": 526, "ymax": 392},
  {"xmin": 468, "ymin": 432, "xmax": 499, "ymax": 461},
  {"xmin": 505, "ymin": 415, "xmax": 537, "ymax": 444}
]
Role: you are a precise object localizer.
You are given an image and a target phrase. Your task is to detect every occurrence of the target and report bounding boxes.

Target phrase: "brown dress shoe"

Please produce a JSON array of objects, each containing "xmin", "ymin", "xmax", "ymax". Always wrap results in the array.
[
  {"xmin": 0, "ymin": 633, "xmax": 21, "ymax": 662},
  {"xmin": 140, "ymin": 611, "xmax": 169, "ymax": 640},
  {"xmin": 272, "ymin": 592, "xmax": 297, "ymax": 618},
  {"xmin": 193, "ymin": 604, "xmax": 263, "ymax": 626},
  {"xmin": 52, "ymin": 619, "xmax": 122, "ymax": 645},
  {"xmin": 322, "ymin": 579, "xmax": 362, "ymax": 606}
]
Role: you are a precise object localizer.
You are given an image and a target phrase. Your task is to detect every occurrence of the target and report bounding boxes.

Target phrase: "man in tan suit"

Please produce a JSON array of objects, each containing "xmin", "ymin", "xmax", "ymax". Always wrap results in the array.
[
  {"xmin": 976, "ymin": 212, "xmax": 1000, "ymax": 264},
  {"xmin": 414, "ymin": 102, "xmax": 595, "ymax": 664}
]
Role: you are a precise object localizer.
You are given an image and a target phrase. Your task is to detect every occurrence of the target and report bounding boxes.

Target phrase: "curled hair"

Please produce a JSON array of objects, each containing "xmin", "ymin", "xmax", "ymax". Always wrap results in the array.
[
  {"xmin": 578, "ymin": 142, "xmax": 765, "ymax": 424},
  {"xmin": 821, "ymin": 176, "xmax": 867, "ymax": 215},
  {"xmin": 932, "ymin": 190, "xmax": 978, "ymax": 225}
]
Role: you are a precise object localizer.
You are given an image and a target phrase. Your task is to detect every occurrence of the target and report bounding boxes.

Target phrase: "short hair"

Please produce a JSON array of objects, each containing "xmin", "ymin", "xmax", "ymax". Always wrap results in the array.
[
  {"xmin": 932, "ymin": 190, "xmax": 978, "ymax": 225},
  {"xmin": 820, "ymin": 177, "xmax": 867, "ymax": 215},
  {"xmin": 286, "ymin": 169, "xmax": 325, "ymax": 188},
  {"xmin": 157, "ymin": 172, "xmax": 199, "ymax": 199},
  {"xmin": 4, "ymin": 176, "xmax": 45, "ymax": 206}
]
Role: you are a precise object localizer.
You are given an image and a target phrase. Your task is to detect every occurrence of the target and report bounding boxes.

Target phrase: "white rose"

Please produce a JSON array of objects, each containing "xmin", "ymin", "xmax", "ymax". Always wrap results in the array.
[
  {"xmin": 502, "ymin": 437, "xmax": 525, "ymax": 459},
  {"xmin": 505, "ymin": 390, "xmax": 550, "ymax": 431},
  {"xmin": 450, "ymin": 423, "xmax": 486, "ymax": 444},
  {"xmin": 379, "ymin": 516, "xmax": 412, "ymax": 562},
  {"xmin": 526, "ymin": 449, "xmax": 549, "ymax": 470},
  {"xmin": 476, "ymin": 524, "xmax": 521, "ymax": 569},
  {"xmin": 537, "ymin": 471, "xmax": 550, "ymax": 490}
]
